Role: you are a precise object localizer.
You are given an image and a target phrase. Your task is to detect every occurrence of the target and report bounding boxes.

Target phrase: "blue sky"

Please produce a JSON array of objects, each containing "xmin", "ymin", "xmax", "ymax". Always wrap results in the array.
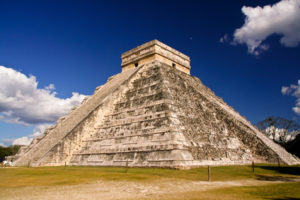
[{"xmin": 0, "ymin": 0, "xmax": 300, "ymax": 146}]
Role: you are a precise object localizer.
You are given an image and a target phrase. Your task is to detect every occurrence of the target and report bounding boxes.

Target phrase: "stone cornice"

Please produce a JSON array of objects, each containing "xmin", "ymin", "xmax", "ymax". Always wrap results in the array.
[{"xmin": 121, "ymin": 40, "xmax": 191, "ymax": 69}]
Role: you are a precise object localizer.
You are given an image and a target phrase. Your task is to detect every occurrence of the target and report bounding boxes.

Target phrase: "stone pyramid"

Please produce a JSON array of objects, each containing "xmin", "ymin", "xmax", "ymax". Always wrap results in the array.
[{"xmin": 13, "ymin": 40, "xmax": 299, "ymax": 168}]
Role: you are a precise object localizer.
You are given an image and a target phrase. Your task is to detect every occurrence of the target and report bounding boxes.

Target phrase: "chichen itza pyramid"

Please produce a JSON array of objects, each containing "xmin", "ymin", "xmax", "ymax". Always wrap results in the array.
[{"xmin": 13, "ymin": 40, "xmax": 300, "ymax": 168}]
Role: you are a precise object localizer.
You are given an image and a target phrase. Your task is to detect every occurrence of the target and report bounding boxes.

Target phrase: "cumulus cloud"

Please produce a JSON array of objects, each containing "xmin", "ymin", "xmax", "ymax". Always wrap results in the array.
[
  {"xmin": 233, "ymin": 0, "xmax": 300, "ymax": 55},
  {"xmin": 10, "ymin": 123, "xmax": 52, "ymax": 146},
  {"xmin": 1, "ymin": 138, "xmax": 15, "ymax": 146},
  {"xmin": 281, "ymin": 86, "xmax": 292, "ymax": 95},
  {"xmin": 12, "ymin": 136, "xmax": 32, "ymax": 146},
  {"xmin": 1, "ymin": 124, "xmax": 52, "ymax": 146},
  {"xmin": 0, "ymin": 66, "xmax": 87, "ymax": 125},
  {"xmin": 282, "ymin": 80, "xmax": 300, "ymax": 115}
]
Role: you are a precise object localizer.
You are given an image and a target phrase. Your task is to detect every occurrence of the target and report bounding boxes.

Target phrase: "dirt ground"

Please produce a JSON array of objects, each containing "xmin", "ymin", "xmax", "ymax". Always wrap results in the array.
[{"xmin": 0, "ymin": 178, "xmax": 286, "ymax": 200}]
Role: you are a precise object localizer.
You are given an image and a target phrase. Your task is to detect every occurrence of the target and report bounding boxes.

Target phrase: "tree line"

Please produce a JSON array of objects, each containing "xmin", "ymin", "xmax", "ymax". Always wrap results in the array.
[{"xmin": 0, "ymin": 145, "xmax": 21, "ymax": 162}]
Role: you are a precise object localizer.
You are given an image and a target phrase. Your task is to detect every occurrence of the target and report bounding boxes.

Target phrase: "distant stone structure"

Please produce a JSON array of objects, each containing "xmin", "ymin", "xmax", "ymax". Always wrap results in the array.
[
  {"xmin": 13, "ymin": 40, "xmax": 300, "ymax": 168},
  {"xmin": 121, "ymin": 40, "xmax": 191, "ymax": 74}
]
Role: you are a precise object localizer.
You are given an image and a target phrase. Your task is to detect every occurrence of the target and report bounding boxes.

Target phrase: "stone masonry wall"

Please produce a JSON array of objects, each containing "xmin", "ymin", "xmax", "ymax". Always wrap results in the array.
[
  {"xmin": 160, "ymin": 64, "xmax": 298, "ymax": 165},
  {"xmin": 69, "ymin": 62, "xmax": 192, "ymax": 167},
  {"xmin": 13, "ymin": 67, "xmax": 139, "ymax": 166},
  {"xmin": 14, "ymin": 61, "xmax": 299, "ymax": 167}
]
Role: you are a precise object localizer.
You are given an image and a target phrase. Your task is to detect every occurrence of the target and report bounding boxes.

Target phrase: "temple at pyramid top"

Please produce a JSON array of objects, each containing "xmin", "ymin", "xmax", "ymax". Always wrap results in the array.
[{"xmin": 121, "ymin": 40, "xmax": 191, "ymax": 74}]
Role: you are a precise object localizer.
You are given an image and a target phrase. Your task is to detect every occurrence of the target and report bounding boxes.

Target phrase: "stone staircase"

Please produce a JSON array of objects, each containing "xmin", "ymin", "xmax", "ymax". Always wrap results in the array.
[{"xmin": 13, "ymin": 67, "xmax": 139, "ymax": 166}]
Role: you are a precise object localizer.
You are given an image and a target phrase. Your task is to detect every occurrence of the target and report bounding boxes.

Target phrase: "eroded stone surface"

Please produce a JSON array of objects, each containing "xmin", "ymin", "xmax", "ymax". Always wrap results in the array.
[{"xmin": 12, "ymin": 60, "xmax": 300, "ymax": 167}]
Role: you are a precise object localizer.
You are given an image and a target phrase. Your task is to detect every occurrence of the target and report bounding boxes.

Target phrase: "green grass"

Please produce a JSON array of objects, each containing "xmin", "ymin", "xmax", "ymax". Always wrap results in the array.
[{"xmin": 0, "ymin": 164, "xmax": 299, "ymax": 188}]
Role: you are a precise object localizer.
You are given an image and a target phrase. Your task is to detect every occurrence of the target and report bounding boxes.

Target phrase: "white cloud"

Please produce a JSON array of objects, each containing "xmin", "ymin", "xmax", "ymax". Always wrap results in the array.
[
  {"xmin": 1, "ymin": 138, "xmax": 15, "ymax": 146},
  {"xmin": 31, "ymin": 123, "xmax": 51, "ymax": 137},
  {"xmin": 220, "ymin": 34, "xmax": 229, "ymax": 43},
  {"xmin": 2, "ymin": 123, "xmax": 53, "ymax": 146},
  {"xmin": 233, "ymin": 0, "xmax": 300, "ymax": 55},
  {"xmin": 281, "ymin": 86, "xmax": 291, "ymax": 95},
  {"xmin": 45, "ymin": 83, "xmax": 55, "ymax": 91},
  {"xmin": 0, "ymin": 66, "xmax": 87, "ymax": 125},
  {"xmin": 282, "ymin": 80, "xmax": 300, "ymax": 115},
  {"xmin": 12, "ymin": 136, "xmax": 32, "ymax": 146}
]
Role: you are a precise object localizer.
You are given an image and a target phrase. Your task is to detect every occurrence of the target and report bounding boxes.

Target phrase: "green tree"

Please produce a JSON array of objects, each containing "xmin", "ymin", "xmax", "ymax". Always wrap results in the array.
[{"xmin": 0, "ymin": 145, "xmax": 21, "ymax": 162}]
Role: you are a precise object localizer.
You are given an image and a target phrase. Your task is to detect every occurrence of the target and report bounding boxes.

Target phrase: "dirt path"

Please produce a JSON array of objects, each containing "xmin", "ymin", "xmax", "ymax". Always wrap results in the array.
[{"xmin": 0, "ymin": 178, "xmax": 285, "ymax": 200}]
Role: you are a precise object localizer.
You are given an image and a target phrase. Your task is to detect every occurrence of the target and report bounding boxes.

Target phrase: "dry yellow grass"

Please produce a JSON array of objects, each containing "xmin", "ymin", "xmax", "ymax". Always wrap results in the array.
[{"xmin": 0, "ymin": 164, "xmax": 299, "ymax": 200}]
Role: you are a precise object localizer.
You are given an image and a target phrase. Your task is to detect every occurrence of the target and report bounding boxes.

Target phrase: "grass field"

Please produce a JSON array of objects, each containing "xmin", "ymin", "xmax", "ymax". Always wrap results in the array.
[{"xmin": 0, "ymin": 164, "xmax": 299, "ymax": 200}]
